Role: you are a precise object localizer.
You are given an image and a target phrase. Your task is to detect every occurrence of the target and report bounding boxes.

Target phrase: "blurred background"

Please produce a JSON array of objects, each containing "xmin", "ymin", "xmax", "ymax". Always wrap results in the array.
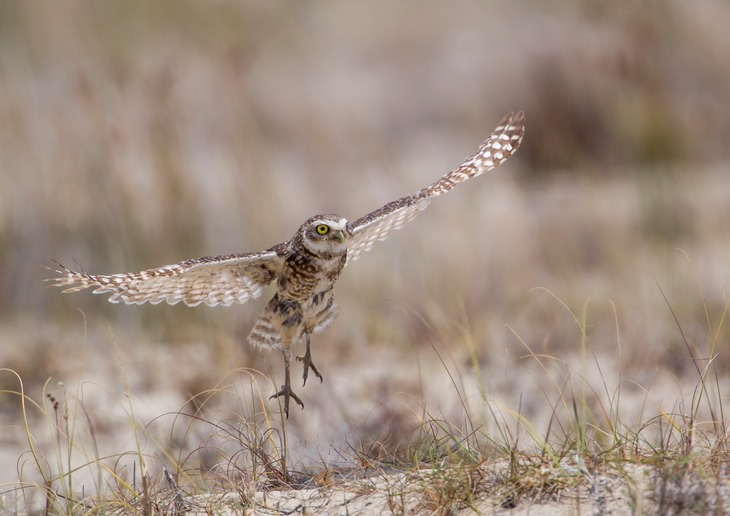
[{"xmin": 1, "ymin": 0, "xmax": 730, "ymax": 488}]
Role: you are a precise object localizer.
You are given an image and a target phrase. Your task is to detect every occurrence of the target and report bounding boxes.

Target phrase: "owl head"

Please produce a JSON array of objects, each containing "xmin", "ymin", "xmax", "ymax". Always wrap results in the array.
[{"xmin": 299, "ymin": 214, "xmax": 349, "ymax": 256}]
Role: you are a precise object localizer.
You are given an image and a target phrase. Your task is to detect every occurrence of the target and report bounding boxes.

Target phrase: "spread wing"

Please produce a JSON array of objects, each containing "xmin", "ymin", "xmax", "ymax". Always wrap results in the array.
[
  {"xmin": 345, "ymin": 111, "xmax": 525, "ymax": 266},
  {"xmin": 47, "ymin": 250, "xmax": 285, "ymax": 307}
]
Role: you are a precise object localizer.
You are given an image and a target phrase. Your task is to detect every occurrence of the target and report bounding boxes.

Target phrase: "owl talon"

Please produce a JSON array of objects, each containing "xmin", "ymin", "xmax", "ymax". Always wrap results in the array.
[
  {"xmin": 297, "ymin": 353, "xmax": 323, "ymax": 386},
  {"xmin": 270, "ymin": 386, "xmax": 304, "ymax": 418},
  {"xmin": 297, "ymin": 336, "xmax": 323, "ymax": 386}
]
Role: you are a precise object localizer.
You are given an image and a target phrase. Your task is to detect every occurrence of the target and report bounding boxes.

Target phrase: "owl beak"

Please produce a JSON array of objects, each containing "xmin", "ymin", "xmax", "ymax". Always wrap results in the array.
[{"xmin": 333, "ymin": 230, "xmax": 346, "ymax": 244}]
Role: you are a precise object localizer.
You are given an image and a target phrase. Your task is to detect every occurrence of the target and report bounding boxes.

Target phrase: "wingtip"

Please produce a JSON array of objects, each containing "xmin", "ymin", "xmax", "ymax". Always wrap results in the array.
[
  {"xmin": 47, "ymin": 257, "xmax": 77, "ymax": 275},
  {"xmin": 502, "ymin": 110, "xmax": 525, "ymax": 126},
  {"xmin": 44, "ymin": 258, "xmax": 69, "ymax": 288},
  {"xmin": 46, "ymin": 257, "xmax": 62, "ymax": 273}
]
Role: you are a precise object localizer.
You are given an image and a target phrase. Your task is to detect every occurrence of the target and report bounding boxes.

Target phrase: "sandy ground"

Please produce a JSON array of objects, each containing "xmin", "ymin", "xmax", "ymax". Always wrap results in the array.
[{"xmin": 72, "ymin": 461, "xmax": 726, "ymax": 514}]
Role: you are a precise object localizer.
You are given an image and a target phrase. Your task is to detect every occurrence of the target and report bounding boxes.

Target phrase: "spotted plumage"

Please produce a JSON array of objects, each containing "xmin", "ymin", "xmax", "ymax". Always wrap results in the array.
[{"xmin": 48, "ymin": 111, "xmax": 525, "ymax": 417}]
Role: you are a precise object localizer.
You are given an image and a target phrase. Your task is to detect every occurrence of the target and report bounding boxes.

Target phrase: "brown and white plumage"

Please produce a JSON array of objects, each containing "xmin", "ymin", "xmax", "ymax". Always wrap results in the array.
[
  {"xmin": 49, "ymin": 111, "xmax": 525, "ymax": 417},
  {"xmin": 50, "ymin": 252, "xmax": 282, "ymax": 307}
]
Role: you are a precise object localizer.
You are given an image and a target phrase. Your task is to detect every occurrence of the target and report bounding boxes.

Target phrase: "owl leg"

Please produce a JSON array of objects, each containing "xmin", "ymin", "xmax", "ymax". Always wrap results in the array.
[
  {"xmin": 297, "ymin": 332, "xmax": 323, "ymax": 386},
  {"xmin": 270, "ymin": 349, "xmax": 304, "ymax": 418}
]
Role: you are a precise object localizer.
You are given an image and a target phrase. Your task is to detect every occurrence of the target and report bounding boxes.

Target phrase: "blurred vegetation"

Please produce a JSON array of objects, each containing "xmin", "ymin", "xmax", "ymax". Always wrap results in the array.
[
  {"xmin": 1, "ymin": 0, "xmax": 730, "ymax": 500},
  {"xmin": 0, "ymin": 0, "xmax": 727, "ymax": 315}
]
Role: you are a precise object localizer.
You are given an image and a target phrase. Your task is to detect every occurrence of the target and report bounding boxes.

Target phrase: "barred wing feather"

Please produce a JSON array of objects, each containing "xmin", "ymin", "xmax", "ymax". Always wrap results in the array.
[
  {"xmin": 346, "ymin": 111, "xmax": 524, "ymax": 266},
  {"xmin": 47, "ymin": 251, "xmax": 283, "ymax": 307}
]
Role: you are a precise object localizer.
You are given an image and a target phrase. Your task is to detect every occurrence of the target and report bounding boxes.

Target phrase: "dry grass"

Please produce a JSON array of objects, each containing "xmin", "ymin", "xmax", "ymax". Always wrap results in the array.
[{"xmin": 2, "ymin": 0, "xmax": 730, "ymax": 513}]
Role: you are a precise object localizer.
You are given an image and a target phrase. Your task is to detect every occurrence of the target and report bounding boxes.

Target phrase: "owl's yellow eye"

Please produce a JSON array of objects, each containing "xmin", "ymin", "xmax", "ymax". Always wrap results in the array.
[{"xmin": 316, "ymin": 224, "xmax": 330, "ymax": 235}]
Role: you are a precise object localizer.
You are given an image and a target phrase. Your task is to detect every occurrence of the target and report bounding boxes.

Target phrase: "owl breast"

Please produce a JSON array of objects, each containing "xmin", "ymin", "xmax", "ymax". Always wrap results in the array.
[{"xmin": 277, "ymin": 251, "xmax": 346, "ymax": 302}]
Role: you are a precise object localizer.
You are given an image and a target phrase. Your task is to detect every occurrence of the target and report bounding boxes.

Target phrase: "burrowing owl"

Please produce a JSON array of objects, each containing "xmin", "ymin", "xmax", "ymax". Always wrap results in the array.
[{"xmin": 49, "ymin": 112, "xmax": 525, "ymax": 417}]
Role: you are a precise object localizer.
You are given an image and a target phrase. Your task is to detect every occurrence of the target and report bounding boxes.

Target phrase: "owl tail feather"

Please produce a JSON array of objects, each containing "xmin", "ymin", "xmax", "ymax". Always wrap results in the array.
[{"xmin": 248, "ymin": 311, "xmax": 283, "ymax": 351}]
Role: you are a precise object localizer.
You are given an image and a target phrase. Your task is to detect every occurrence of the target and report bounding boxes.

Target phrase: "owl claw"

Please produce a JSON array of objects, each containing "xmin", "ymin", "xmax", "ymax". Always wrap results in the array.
[
  {"xmin": 271, "ymin": 350, "xmax": 304, "ymax": 418},
  {"xmin": 297, "ymin": 349, "xmax": 323, "ymax": 386},
  {"xmin": 270, "ymin": 386, "xmax": 304, "ymax": 418}
]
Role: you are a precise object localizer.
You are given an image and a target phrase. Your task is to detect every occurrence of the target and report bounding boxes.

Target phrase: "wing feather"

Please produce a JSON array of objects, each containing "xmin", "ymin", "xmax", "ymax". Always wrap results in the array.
[
  {"xmin": 47, "ymin": 251, "xmax": 284, "ymax": 307},
  {"xmin": 346, "ymin": 111, "xmax": 525, "ymax": 266}
]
